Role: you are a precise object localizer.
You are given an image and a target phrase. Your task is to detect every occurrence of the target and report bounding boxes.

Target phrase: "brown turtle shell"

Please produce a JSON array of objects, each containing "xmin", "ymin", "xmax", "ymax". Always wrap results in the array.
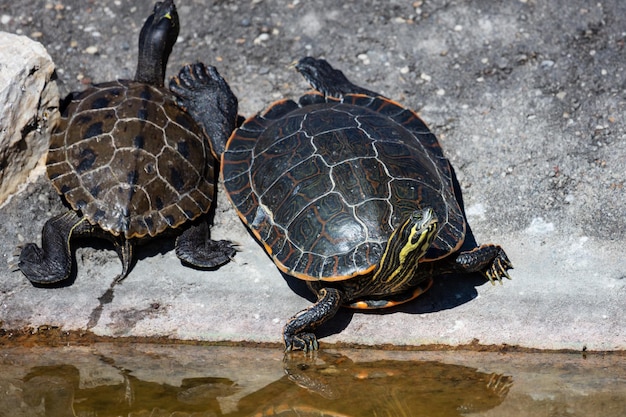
[
  {"xmin": 46, "ymin": 80, "xmax": 215, "ymax": 239},
  {"xmin": 222, "ymin": 92, "xmax": 465, "ymax": 282}
]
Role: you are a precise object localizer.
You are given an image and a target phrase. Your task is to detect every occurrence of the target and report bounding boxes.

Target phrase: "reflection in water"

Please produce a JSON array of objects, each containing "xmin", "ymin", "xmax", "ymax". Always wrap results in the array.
[
  {"xmin": 21, "ymin": 351, "xmax": 511, "ymax": 416},
  {"xmin": 238, "ymin": 352, "xmax": 512, "ymax": 417},
  {"xmin": 23, "ymin": 364, "xmax": 239, "ymax": 416}
]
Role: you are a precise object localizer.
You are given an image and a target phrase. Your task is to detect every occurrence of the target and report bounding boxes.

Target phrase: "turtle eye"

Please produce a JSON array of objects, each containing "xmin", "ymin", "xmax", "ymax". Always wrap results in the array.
[
  {"xmin": 407, "ymin": 209, "xmax": 437, "ymax": 246},
  {"xmin": 411, "ymin": 210, "xmax": 423, "ymax": 222}
]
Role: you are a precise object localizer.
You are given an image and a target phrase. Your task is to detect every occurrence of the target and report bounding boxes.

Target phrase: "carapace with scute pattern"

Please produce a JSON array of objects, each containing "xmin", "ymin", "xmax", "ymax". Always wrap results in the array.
[{"xmin": 18, "ymin": 0, "xmax": 238, "ymax": 284}]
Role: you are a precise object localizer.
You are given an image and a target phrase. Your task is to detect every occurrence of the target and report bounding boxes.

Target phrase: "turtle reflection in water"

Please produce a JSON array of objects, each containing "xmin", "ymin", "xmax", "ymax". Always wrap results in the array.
[
  {"xmin": 18, "ymin": 354, "xmax": 511, "ymax": 417},
  {"xmin": 237, "ymin": 352, "xmax": 513, "ymax": 416},
  {"xmin": 17, "ymin": 0, "xmax": 238, "ymax": 284},
  {"xmin": 22, "ymin": 364, "xmax": 238, "ymax": 416},
  {"xmin": 222, "ymin": 57, "xmax": 513, "ymax": 351}
]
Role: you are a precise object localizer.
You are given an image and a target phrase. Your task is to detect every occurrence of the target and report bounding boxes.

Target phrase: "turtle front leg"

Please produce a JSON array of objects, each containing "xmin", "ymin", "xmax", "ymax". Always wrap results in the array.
[
  {"xmin": 175, "ymin": 220, "xmax": 236, "ymax": 269},
  {"xmin": 454, "ymin": 244, "xmax": 513, "ymax": 284},
  {"xmin": 283, "ymin": 287, "xmax": 343, "ymax": 352},
  {"xmin": 18, "ymin": 211, "xmax": 89, "ymax": 284}
]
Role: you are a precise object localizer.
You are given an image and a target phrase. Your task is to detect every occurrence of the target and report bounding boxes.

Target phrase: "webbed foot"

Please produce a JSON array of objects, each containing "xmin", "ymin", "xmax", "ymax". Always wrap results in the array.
[
  {"xmin": 455, "ymin": 244, "xmax": 513, "ymax": 284},
  {"xmin": 295, "ymin": 56, "xmax": 379, "ymax": 98},
  {"xmin": 18, "ymin": 242, "xmax": 70, "ymax": 284},
  {"xmin": 283, "ymin": 287, "xmax": 342, "ymax": 352},
  {"xmin": 169, "ymin": 62, "xmax": 238, "ymax": 157},
  {"xmin": 484, "ymin": 248, "xmax": 513, "ymax": 284},
  {"xmin": 284, "ymin": 332, "xmax": 319, "ymax": 353},
  {"xmin": 17, "ymin": 211, "xmax": 84, "ymax": 284},
  {"xmin": 175, "ymin": 221, "xmax": 236, "ymax": 269}
]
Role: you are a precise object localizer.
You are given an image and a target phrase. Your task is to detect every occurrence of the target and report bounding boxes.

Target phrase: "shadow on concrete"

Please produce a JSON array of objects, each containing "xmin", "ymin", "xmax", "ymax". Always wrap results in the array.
[{"xmin": 281, "ymin": 269, "xmax": 489, "ymax": 340}]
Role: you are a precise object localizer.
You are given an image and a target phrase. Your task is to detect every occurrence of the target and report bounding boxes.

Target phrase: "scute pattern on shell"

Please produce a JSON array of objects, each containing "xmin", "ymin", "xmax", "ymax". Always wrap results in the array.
[
  {"xmin": 47, "ymin": 80, "xmax": 215, "ymax": 239},
  {"xmin": 223, "ymin": 93, "xmax": 465, "ymax": 281}
]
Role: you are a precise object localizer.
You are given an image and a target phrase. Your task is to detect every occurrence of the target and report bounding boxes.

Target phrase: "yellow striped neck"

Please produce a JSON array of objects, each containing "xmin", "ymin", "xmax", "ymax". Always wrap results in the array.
[{"xmin": 372, "ymin": 208, "xmax": 439, "ymax": 286}]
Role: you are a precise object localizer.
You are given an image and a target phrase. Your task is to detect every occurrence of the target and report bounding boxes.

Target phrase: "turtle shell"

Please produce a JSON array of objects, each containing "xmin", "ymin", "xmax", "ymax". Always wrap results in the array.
[
  {"xmin": 46, "ymin": 80, "xmax": 215, "ymax": 239},
  {"xmin": 222, "ymin": 92, "xmax": 465, "ymax": 282}
]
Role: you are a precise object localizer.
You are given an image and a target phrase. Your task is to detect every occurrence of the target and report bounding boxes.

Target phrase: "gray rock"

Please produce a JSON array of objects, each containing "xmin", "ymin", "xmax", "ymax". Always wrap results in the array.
[{"xmin": 0, "ymin": 32, "xmax": 58, "ymax": 204}]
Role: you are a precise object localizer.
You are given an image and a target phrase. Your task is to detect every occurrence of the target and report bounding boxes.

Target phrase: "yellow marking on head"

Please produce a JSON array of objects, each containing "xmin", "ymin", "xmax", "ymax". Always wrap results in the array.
[
  {"xmin": 399, "ymin": 214, "xmax": 438, "ymax": 264},
  {"xmin": 374, "ymin": 208, "xmax": 439, "ymax": 285}
]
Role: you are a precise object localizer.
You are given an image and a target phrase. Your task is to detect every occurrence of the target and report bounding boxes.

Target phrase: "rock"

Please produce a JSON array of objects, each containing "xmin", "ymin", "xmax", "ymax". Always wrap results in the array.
[{"xmin": 0, "ymin": 31, "xmax": 59, "ymax": 205}]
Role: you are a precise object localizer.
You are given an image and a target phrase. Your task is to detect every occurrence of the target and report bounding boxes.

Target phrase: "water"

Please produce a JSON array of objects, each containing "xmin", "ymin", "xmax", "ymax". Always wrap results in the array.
[{"xmin": 0, "ymin": 343, "xmax": 624, "ymax": 416}]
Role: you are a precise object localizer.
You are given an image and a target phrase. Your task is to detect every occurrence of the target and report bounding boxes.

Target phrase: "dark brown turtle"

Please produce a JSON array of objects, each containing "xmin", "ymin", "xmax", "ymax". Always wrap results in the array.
[
  {"xmin": 17, "ymin": 0, "xmax": 238, "ymax": 284},
  {"xmin": 221, "ymin": 57, "xmax": 513, "ymax": 351}
]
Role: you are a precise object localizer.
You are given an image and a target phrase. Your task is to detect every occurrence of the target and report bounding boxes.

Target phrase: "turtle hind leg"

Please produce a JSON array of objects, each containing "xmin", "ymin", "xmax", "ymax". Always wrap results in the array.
[
  {"xmin": 169, "ymin": 62, "xmax": 238, "ymax": 158},
  {"xmin": 283, "ymin": 287, "xmax": 343, "ymax": 352},
  {"xmin": 18, "ymin": 211, "xmax": 89, "ymax": 284},
  {"xmin": 295, "ymin": 57, "xmax": 379, "ymax": 98},
  {"xmin": 175, "ymin": 220, "xmax": 236, "ymax": 269},
  {"xmin": 454, "ymin": 244, "xmax": 513, "ymax": 284}
]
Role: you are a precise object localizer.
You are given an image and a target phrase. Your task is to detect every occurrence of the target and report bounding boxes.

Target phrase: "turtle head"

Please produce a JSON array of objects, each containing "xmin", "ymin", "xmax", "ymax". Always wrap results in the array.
[
  {"xmin": 398, "ymin": 208, "xmax": 439, "ymax": 264},
  {"xmin": 135, "ymin": 0, "xmax": 179, "ymax": 86},
  {"xmin": 374, "ymin": 208, "xmax": 439, "ymax": 283}
]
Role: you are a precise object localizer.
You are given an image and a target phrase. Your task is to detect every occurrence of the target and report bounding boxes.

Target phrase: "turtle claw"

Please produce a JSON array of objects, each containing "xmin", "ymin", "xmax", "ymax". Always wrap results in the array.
[
  {"xmin": 171, "ymin": 63, "xmax": 211, "ymax": 95},
  {"xmin": 283, "ymin": 288, "xmax": 341, "ymax": 353},
  {"xmin": 8, "ymin": 258, "xmax": 20, "ymax": 273},
  {"xmin": 11, "ymin": 246, "xmax": 24, "ymax": 270},
  {"xmin": 484, "ymin": 249, "xmax": 513, "ymax": 285},
  {"xmin": 284, "ymin": 332, "xmax": 319, "ymax": 353},
  {"xmin": 456, "ymin": 244, "xmax": 513, "ymax": 285},
  {"xmin": 169, "ymin": 62, "xmax": 233, "ymax": 112}
]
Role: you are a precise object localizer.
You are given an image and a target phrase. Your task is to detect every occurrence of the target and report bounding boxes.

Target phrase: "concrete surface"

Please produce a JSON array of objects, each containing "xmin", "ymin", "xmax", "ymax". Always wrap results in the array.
[{"xmin": 0, "ymin": 0, "xmax": 624, "ymax": 350}]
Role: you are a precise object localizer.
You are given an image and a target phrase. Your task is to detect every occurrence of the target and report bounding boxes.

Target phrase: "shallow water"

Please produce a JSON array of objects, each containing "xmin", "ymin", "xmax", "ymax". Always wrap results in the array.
[{"xmin": 0, "ymin": 344, "xmax": 624, "ymax": 416}]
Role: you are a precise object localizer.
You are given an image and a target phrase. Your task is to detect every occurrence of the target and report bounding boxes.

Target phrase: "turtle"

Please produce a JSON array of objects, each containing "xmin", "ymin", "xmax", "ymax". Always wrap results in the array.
[
  {"xmin": 221, "ymin": 57, "xmax": 513, "ymax": 351},
  {"xmin": 17, "ymin": 0, "xmax": 238, "ymax": 284}
]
